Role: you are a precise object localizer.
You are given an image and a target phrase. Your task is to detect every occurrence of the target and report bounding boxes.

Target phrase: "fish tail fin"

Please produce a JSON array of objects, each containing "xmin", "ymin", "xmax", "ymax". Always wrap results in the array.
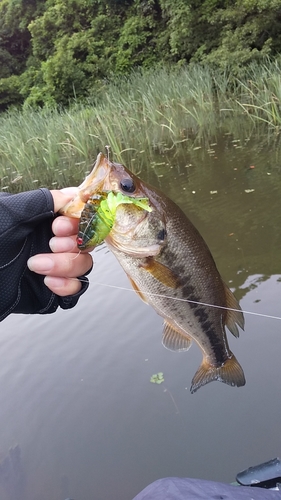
[{"xmin": 190, "ymin": 355, "xmax": 246, "ymax": 394}]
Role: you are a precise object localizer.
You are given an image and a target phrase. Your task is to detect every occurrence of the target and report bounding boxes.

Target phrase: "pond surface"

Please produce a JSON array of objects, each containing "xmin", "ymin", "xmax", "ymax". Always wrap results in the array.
[{"xmin": 1, "ymin": 132, "xmax": 281, "ymax": 500}]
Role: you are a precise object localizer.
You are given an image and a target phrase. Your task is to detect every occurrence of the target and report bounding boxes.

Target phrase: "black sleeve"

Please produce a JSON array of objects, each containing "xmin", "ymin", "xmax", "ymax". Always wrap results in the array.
[{"xmin": 0, "ymin": 188, "xmax": 90, "ymax": 322}]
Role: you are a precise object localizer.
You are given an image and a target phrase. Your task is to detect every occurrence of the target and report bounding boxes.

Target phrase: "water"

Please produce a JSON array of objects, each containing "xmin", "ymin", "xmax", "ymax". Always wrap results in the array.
[{"xmin": 1, "ymin": 132, "xmax": 281, "ymax": 499}]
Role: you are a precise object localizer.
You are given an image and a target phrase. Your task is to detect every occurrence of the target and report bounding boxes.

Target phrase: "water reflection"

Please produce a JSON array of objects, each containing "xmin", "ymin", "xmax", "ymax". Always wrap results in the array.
[
  {"xmin": 1, "ymin": 133, "xmax": 281, "ymax": 499},
  {"xmin": 0, "ymin": 446, "xmax": 25, "ymax": 500}
]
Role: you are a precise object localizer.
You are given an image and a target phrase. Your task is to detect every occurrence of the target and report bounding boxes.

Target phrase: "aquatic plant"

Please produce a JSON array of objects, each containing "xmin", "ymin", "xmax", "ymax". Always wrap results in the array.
[
  {"xmin": 150, "ymin": 373, "xmax": 165, "ymax": 384},
  {"xmin": 1, "ymin": 62, "xmax": 281, "ymax": 192}
]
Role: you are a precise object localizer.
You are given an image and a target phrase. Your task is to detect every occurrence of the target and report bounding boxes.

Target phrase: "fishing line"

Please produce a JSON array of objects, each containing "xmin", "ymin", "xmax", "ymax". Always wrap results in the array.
[
  {"xmin": 71, "ymin": 277, "xmax": 281, "ymax": 321},
  {"xmin": 70, "ymin": 250, "xmax": 82, "ymax": 260}
]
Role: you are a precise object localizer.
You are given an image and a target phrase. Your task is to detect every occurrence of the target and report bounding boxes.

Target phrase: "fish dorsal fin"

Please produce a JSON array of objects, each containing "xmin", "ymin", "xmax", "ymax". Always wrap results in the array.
[
  {"xmin": 140, "ymin": 258, "xmax": 181, "ymax": 289},
  {"xmin": 127, "ymin": 276, "xmax": 148, "ymax": 304},
  {"xmin": 223, "ymin": 282, "xmax": 245, "ymax": 338},
  {"xmin": 190, "ymin": 354, "xmax": 246, "ymax": 394},
  {"xmin": 162, "ymin": 321, "xmax": 192, "ymax": 352}
]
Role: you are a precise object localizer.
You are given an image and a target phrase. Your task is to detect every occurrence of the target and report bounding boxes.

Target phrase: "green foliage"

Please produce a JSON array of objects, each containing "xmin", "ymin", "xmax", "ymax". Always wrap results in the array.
[
  {"xmin": 0, "ymin": 75, "xmax": 23, "ymax": 111},
  {"xmin": 115, "ymin": 0, "xmax": 162, "ymax": 72},
  {"xmin": 0, "ymin": 0, "xmax": 45, "ymax": 79},
  {"xmin": 1, "ymin": 0, "xmax": 281, "ymax": 108},
  {"xmin": 27, "ymin": 0, "xmax": 125, "ymax": 105},
  {"xmin": 192, "ymin": 0, "xmax": 281, "ymax": 71},
  {"xmin": 159, "ymin": 0, "xmax": 193, "ymax": 62}
]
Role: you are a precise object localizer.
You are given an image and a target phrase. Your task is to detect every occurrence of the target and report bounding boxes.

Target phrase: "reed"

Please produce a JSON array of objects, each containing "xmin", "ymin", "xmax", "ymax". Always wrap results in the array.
[
  {"xmin": 234, "ymin": 60, "xmax": 281, "ymax": 127},
  {"xmin": 0, "ymin": 61, "xmax": 281, "ymax": 192}
]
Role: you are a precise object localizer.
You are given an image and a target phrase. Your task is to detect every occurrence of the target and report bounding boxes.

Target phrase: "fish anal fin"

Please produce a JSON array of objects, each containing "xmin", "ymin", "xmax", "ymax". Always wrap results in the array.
[
  {"xmin": 162, "ymin": 321, "xmax": 192, "ymax": 352},
  {"xmin": 190, "ymin": 354, "xmax": 246, "ymax": 394},
  {"xmin": 140, "ymin": 258, "xmax": 181, "ymax": 289},
  {"xmin": 127, "ymin": 276, "xmax": 148, "ymax": 304},
  {"xmin": 223, "ymin": 282, "xmax": 245, "ymax": 337}
]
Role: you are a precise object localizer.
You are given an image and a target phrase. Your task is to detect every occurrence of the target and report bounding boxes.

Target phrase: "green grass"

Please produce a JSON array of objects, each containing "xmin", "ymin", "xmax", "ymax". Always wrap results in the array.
[{"xmin": 1, "ymin": 60, "xmax": 281, "ymax": 192}]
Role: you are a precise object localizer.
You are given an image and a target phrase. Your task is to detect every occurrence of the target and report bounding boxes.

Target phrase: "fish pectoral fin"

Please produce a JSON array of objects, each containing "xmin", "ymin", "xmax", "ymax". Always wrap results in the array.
[
  {"xmin": 127, "ymin": 276, "xmax": 148, "ymax": 304},
  {"xmin": 140, "ymin": 258, "xmax": 181, "ymax": 289},
  {"xmin": 190, "ymin": 354, "xmax": 246, "ymax": 394},
  {"xmin": 162, "ymin": 321, "xmax": 192, "ymax": 352},
  {"xmin": 223, "ymin": 282, "xmax": 245, "ymax": 338}
]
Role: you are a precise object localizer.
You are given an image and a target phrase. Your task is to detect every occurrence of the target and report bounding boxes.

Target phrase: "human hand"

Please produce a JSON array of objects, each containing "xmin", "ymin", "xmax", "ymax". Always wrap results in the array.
[{"xmin": 28, "ymin": 189, "xmax": 93, "ymax": 296}]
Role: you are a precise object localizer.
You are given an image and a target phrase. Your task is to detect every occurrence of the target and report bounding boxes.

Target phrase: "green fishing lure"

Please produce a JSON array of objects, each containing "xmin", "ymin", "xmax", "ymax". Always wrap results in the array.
[{"xmin": 77, "ymin": 191, "xmax": 152, "ymax": 249}]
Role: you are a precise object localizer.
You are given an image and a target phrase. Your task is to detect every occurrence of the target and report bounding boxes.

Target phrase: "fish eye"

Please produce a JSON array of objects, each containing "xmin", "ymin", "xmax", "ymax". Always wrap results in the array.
[{"xmin": 120, "ymin": 178, "xmax": 135, "ymax": 193}]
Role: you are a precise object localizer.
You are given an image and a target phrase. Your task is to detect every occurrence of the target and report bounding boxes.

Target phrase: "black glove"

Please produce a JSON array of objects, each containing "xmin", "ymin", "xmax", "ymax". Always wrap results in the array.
[{"xmin": 0, "ymin": 189, "xmax": 90, "ymax": 322}]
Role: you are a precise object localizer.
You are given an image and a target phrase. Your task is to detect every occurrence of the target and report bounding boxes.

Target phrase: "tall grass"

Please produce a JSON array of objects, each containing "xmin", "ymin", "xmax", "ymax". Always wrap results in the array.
[
  {"xmin": 0, "ymin": 61, "xmax": 281, "ymax": 192},
  {"xmin": 234, "ymin": 59, "xmax": 281, "ymax": 127}
]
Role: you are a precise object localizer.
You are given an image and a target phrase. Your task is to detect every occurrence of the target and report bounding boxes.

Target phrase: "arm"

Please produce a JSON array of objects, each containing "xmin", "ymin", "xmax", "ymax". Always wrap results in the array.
[{"xmin": 0, "ymin": 188, "xmax": 92, "ymax": 322}]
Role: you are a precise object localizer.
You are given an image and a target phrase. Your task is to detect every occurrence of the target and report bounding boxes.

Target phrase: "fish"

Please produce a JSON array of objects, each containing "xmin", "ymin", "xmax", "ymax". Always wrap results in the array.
[{"xmin": 61, "ymin": 152, "xmax": 245, "ymax": 393}]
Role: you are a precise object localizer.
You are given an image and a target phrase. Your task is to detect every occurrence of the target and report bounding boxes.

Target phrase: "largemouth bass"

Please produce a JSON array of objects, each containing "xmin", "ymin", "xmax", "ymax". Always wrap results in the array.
[{"xmin": 61, "ymin": 153, "xmax": 245, "ymax": 393}]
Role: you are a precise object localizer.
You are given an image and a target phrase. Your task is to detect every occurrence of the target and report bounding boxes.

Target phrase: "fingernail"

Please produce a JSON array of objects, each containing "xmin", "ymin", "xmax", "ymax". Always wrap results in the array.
[
  {"xmin": 52, "ymin": 217, "xmax": 75, "ymax": 234},
  {"xmin": 49, "ymin": 236, "xmax": 76, "ymax": 252},
  {"xmin": 28, "ymin": 256, "xmax": 54, "ymax": 272},
  {"xmin": 44, "ymin": 276, "xmax": 66, "ymax": 288}
]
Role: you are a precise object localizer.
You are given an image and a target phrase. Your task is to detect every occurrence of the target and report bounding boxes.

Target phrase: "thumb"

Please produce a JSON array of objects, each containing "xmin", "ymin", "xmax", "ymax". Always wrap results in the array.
[{"xmin": 50, "ymin": 188, "xmax": 79, "ymax": 213}]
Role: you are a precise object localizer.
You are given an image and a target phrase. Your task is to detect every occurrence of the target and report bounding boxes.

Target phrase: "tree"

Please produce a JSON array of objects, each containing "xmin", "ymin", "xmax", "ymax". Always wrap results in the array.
[
  {"xmin": 25, "ymin": 0, "xmax": 127, "ymax": 105},
  {"xmin": 1, "ymin": 0, "xmax": 281, "ymax": 109},
  {"xmin": 190, "ymin": 0, "xmax": 281, "ymax": 69},
  {"xmin": 0, "ymin": 0, "xmax": 45, "ymax": 108}
]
